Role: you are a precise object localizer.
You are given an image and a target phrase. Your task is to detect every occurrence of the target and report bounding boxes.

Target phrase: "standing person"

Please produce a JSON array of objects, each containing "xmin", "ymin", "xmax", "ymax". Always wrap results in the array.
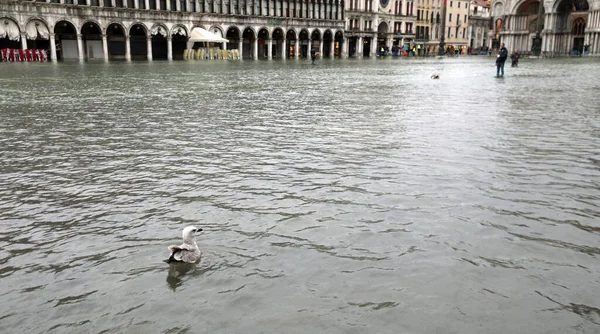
[
  {"xmin": 510, "ymin": 49, "xmax": 519, "ymax": 67},
  {"xmin": 496, "ymin": 42, "xmax": 508, "ymax": 77}
]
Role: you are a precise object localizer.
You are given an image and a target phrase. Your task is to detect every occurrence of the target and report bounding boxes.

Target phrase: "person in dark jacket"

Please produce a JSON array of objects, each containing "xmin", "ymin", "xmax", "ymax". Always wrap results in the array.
[
  {"xmin": 510, "ymin": 49, "xmax": 519, "ymax": 67},
  {"xmin": 496, "ymin": 43, "xmax": 508, "ymax": 76}
]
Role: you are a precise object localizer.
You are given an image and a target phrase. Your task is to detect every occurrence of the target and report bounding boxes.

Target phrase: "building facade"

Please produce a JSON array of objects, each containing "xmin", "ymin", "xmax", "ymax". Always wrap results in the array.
[
  {"xmin": 344, "ymin": 0, "xmax": 416, "ymax": 56},
  {"xmin": 489, "ymin": 0, "xmax": 600, "ymax": 56},
  {"xmin": 0, "ymin": 0, "xmax": 346, "ymax": 61},
  {"xmin": 443, "ymin": 0, "xmax": 470, "ymax": 52},
  {"xmin": 468, "ymin": 0, "xmax": 490, "ymax": 52}
]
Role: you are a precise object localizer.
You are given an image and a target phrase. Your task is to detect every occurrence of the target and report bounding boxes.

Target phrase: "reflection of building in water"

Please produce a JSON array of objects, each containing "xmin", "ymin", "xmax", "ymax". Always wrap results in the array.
[
  {"xmin": 489, "ymin": 0, "xmax": 598, "ymax": 56},
  {"xmin": 0, "ymin": 0, "xmax": 345, "ymax": 61}
]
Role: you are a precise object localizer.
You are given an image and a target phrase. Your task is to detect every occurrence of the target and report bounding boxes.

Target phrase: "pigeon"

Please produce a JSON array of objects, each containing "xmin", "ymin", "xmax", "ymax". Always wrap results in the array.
[{"xmin": 166, "ymin": 226, "xmax": 202, "ymax": 264}]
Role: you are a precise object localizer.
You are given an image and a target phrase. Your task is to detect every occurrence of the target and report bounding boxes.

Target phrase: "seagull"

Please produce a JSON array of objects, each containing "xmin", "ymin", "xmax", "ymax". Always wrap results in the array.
[
  {"xmin": 166, "ymin": 226, "xmax": 203, "ymax": 264},
  {"xmin": 430, "ymin": 73, "xmax": 440, "ymax": 79}
]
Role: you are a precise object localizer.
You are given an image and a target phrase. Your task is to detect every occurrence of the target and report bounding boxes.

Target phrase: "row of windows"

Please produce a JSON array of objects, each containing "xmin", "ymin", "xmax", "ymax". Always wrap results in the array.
[
  {"xmin": 347, "ymin": 0, "xmax": 413, "ymax": 16},
  {"xmin": 447, "ymin": 26, "xmax": 466, "ymax": 38},
  {"xmin": 447, "ymin": 13, "xmax": 468, "ymax": 23},
  {"xmin": 41, "ymin": 0, "xmax": 343, "ymax": 19}
]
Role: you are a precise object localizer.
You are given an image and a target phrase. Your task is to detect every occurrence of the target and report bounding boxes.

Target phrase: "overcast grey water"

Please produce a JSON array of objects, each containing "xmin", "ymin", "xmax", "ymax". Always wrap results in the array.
[{"xmin": 1, "ymin": 57, "xmax": 599, "ymax": 333}]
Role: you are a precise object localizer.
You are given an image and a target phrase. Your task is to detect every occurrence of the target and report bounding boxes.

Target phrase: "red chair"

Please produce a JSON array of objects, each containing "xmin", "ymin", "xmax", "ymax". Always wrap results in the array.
[
  {"xmin": 18, "ymin": 49, "xmax": 25, "ymax": 62},
  {"xmin": 39, "ymin": 49, "xmax": 47, "ymax": 62},
  {"xmin": 0, "ymin": 49, "xmax": 7, "ymax": 62}
]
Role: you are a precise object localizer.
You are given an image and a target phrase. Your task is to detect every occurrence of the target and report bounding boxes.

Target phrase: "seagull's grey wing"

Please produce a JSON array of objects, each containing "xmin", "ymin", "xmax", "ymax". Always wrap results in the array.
[
  {"xmin": 179, "ymin": 249, "xmax": 201, "ymax": 264},
  {"xmin": 167, "ymin": 244, "xmax": 193, "ymax": 263}
]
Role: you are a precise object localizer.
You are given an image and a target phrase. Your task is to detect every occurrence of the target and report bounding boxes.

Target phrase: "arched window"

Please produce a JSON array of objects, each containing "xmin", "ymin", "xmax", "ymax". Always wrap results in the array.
[{"xmin": 572, "ymin": 17, "xmax": 585, "ymax": 35}]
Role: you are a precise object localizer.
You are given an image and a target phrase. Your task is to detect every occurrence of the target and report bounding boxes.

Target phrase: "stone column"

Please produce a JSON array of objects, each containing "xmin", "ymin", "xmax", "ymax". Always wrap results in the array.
[
  {"xmin": 125, "ymin": 36, "xmax": 131, "ymax": 61},
  {"xmin": 307, "ymin": 39, "xmax": 312, "ymax": 58},
  {"xmin": 147, "ymin": 37, "xmax": 153, "ymax": 60},
  {"xmin": 253, "ymin": 38, "xmax": 258, "ymax": 59},
  {"xmin": 238, "ymin": 40, "xmax": 243, "ymax": 59},
  {"xmin": 267, "ymin": 39, "xmax": 273, "ymax": 59},
  {"xmin": 50, "ymin": 34, "xmax": 57, "ymax": 62},
  {"xmin": 134, "ymin": 0, "xmax": 139, "ymax": 8},
  {"xmin": 319, "ymin": 39, "xmax": 323, "ymax": 58},
  {"xmin": 77, "ymin": 34, "xmax": 84, "ymax": 60},
  {"xmin": 357, "ymin": 36, "xmax": 363, "ymax": 57},
  {"xmin": 342, "ymin": 37, "xmax": 348, "ymax": 58},
  {"xmin": 329, "ymin": 39, "xmax": 342, "ymax": 59},
  {"xmin": 282, "ymin": 39, "xmax": 286, "ymax": 59},
  {"xmin": 167, "ymin": 36, "xmax": 173, "ymax": 60},
  {"xmin": 145, "ymin": 0, "xmax": 149, "ymax": 8},
  {"xmin": 370, "ymin": 37, "xmax": 377, "ymax": 57},
  {"xmin": 21, "ymin": 33, "xmax": 27, "ymax": 50},
  {"xmin": 176, "ymin": 0, "xmax": 180, "ymax": 10},
  {"xmin": 102, "ymin": 34, "xmax": 109, "ymax": 60},
  {"xmin": 294, "ymin": 40, "xmax": 299, "ymax": 58},
  {"xmin": 166, "ymin": 0, "xmax": 170, "ymax": 10}
]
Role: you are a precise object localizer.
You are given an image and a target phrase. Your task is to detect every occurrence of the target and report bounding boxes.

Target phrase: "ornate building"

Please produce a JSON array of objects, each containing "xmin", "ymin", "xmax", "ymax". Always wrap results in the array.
[
  {"xmin": 468, "ymin": 0, "xmax": 490, "ymax": 52},
  {"xmin": 0, "ymin": 0, "xmax": 346, "ymax": 61},
  {"xmin": 489, "ymin": 0, "xmax": 599, "ymax": 55},
  {"xmin": 345, "ymin": 0, "xmax": 416, "ymax": 56}
]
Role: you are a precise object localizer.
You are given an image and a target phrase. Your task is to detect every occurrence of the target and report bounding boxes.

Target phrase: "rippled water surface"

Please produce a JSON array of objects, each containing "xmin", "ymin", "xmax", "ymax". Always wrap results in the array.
[{"xmin": 1, "ymin": 57, "xmax": 599, "ymax": 333}]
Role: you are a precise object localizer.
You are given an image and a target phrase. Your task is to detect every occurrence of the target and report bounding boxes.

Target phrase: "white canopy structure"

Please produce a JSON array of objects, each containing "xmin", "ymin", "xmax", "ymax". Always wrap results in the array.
[{"xmin": 188, "ymin": 27, "xmax": 228, "ymax": 43}]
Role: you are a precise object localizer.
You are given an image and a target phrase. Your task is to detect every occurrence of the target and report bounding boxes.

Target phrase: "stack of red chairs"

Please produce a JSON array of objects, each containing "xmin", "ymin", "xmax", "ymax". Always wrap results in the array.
[{"xmin": 1, "ymin": 49, "xmax": 48, "ymax": 62}]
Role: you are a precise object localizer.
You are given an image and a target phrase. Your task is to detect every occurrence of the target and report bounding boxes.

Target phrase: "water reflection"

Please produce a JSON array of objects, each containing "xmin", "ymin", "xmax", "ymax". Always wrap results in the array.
[
  {"xmin": 166, "ymin": 263, "xmax": 196, "ymax": 291},
  {"xmin": 0, "ymin": 58, "xmax": 599, "ymax": 333}
]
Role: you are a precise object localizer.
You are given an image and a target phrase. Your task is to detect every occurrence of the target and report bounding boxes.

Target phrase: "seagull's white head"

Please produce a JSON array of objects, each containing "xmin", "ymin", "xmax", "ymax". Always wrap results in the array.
[{"xmin": 182, "ymin": 226, "xmax": 202, "ymax": 243}]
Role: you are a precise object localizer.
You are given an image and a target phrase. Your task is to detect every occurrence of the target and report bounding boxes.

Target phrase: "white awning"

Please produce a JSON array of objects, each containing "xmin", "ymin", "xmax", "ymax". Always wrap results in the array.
[
  {"xmin": 25, "ymin": 20, "xmax": 50, "ymax": 40},
  {"xmin": 0, "ymin": 19, "xmax": 21, "ymax": 41},
  {"xmin": 188, "ymin": 27, "xmax": 228, "ymax": 43}
]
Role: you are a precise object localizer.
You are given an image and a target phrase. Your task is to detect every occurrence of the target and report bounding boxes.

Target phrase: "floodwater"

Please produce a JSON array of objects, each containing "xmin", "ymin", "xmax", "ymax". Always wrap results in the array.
[{"xmin": 0, "ymin": 57, "xmax": 599, "ymax": 333}]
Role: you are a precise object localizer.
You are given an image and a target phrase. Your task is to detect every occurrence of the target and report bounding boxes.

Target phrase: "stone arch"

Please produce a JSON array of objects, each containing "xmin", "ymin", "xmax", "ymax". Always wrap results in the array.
[
  {"xmin": 242, "ymin": 26, "xmax": 257, "ymax": 38},
  {"xmin": 191, "ymin": 24, "xmax": 208, "ymax": 31},
  {"xmin": 493, "ymin": 1, "xmax": 505, "ymax": 16},
  {"xmin": 80, "ymin": 21, "xmax": 102, "ymax": 60},
  {"xmin": 257, "ymin": 26, "xmax": 270, "ymax": 39},
  {"xmin": 226, "ymin": 26, "xmax": 241, "ymax": 54},
  {"xmin": 285, "ymin": 28, "xmax": 297, "ymax": 58},
  {"xmin": 54, "ymin": 20, "xmax": 78, "ymax": 60},
  {"xmin": 129, "ymin": 22, "xmax": 148, "ymax": 60},
  {"xmin": 169, "ymin": 24, "xmax": 187, "ymax": 60},
  {"xmin": 24, "ymin": 17, "xmax": 51, "ymax": 32},
  {"xmin": 150, "ymin": 23, "xmax": 168, "ymax": 37},
  {"xmin": 510, "ymin": 0, "xmax": 537, "ymax": 15},
  {"xmin": 298, "ymin": 29, "xmax": 310, "ymax": 58},
  {"xmin": 553, "ymin": 0, "xmax": 589, "ymax": 13},
  {"xmin": 0, "ymin": 17, "xmax": 22, "ymax": 52},
  {"xmin": 311, "ymin": 28, "xmax": 321, "ymax": 40},
  {"xmin": 208, "ymin": 25, "xmax": 225, "ymax": 38},
  {"xmin": 24, "ymin": 18, "xmax": 51, "ymax": 47},
  {"xmin": 242, "ymin": 26, "xmax": 256, "ymax": 59},
  {"xmin": 106, "ymin": 22, "xmax": 126, "ymax": 60},
  {"xmin": 271, "ymin": 27, "xmax": 285, "ymax": 59},
  {"xmin": 572, "ymin": 17, "xmax": 586, "ymax": 35},
  {"xmin": 334, "ymin": 30, "xmax": 344, "ymax": 57},
  {"xmin": 170, "ymin": 24, "xmax": 188, "ymax": 38},
  {"xmin": 129, "ymin": 22, "xmax": 149, "ymax": 37},
  {"xmin": 105, "ymin": 21, "xmax": 127, "ymax": 36},
  {"xmin": 323, "ymin": 29, "xmax": 333, "ymax": 57},
  {"xmin": 51, "ymin": 17, "xmax": 78, "ymax": 33}
]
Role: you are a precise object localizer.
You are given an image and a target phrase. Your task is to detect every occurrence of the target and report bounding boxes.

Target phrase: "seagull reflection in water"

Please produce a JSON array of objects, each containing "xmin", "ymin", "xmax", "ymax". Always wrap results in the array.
[{"xmin": 166, "ymin": 262, "xmax": 196, "ymax": 291}]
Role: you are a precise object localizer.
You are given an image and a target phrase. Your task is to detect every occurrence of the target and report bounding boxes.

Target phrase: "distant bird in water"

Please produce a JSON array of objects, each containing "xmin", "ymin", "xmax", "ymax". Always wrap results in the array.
[
  {"xmin": 430, "ymin": 73, "xmax": 440, "ymax": 79},
  {"xmin": 166, "ymin": 226, "xmax": 202, "ymax": 263}
]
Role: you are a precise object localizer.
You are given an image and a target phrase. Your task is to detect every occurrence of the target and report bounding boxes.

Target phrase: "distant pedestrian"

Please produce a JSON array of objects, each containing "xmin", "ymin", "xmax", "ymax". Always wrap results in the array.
[
  {"xmin": 510, "ymin": 49, "xmax": 519, "ymax": 67},
  {"xmin": 311, "ymin": 51, "xmax": 317, "ymax": 64},
  {"xmin": 496, "ymin": 43, "xmax": 508, "ymax": 77}
]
